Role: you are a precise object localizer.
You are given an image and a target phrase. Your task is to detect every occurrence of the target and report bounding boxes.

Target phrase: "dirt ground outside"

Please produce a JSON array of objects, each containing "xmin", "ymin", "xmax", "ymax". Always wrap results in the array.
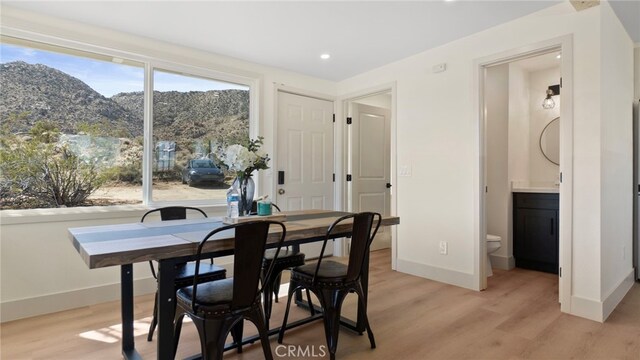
[{"xmin": 89, "ymin": 180, "xmax": 231, "ymax": 204}]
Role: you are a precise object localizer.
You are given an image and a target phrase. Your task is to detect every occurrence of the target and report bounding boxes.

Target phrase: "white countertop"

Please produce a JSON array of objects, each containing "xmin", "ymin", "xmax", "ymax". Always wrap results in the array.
[{"xmin": 511, "ymin": 181, "xmax": 559, "ymax": 194}]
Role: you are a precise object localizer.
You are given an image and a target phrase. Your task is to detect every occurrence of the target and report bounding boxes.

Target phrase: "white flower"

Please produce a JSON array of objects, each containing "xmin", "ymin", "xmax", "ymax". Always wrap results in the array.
[
  {"xmin": 217, "ymin": 138, "xmax": 269, "ymax": 178},
  {"xmin": 221, "ymin": 144, "xmax": 257, "ymax": 172}
]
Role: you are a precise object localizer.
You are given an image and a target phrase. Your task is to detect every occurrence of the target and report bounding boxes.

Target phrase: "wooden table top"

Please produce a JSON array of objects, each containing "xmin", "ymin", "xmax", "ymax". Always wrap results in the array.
[{"xmin": 69, "ymin": 210, "xmax": 400, "ymax": 269}]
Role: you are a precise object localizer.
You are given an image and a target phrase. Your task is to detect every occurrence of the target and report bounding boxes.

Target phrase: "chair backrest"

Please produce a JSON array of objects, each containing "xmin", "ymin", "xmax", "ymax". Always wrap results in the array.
[
  {"xmin": 192, "ymin": 221, "xmax": 286, "ymax": 311},
  {"xmin": 314, "ymin": 212, "xmax": 382, "ymax": 284},
  {"xmin": 140, "ymin": 206, "xmax": 207, "ymax": 222},
  {"xmin": 140, "ymin": 206, "xmax": 208, "ymax": 279}
]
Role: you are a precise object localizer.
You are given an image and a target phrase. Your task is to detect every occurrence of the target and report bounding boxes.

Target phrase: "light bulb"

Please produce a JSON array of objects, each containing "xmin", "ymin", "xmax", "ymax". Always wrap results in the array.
[{"xmin": 542, "ymin": 89, "xmax": 555, "ymax": 109}]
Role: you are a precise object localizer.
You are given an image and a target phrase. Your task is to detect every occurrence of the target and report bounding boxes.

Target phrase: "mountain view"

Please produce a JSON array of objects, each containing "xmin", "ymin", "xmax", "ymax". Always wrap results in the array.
[
  {"xmin": 0, "ymin": 61, "xmax": 249, "ymax": 141},
  {"xmin": 0, "ymin": 61, "xmax": 250, "ymax": 209}
]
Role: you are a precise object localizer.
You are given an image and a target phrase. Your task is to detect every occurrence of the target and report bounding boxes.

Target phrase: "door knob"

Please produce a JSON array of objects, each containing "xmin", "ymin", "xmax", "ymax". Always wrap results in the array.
[
  {"xmin": 386, "ymin": 183, "xmax": 392, "ymax": 188},
  {"xmin": 278, "ymin": 189, "xmax": 285, "ymax": 195}
]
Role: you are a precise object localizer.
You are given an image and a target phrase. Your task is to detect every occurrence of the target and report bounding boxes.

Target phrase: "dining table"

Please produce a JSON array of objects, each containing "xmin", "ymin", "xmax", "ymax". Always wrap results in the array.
[{"xmin": 69, "ymin": 209, "xmax": 400, "ymax": 360}]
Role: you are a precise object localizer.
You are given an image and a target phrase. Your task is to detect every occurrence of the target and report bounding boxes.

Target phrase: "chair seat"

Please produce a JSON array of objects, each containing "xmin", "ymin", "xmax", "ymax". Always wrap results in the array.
[
  {"xmin": 292, "ymin": 260, "xmax": 348, "ymax": 284},
  {"xmin": 177, "ymin": 278, "xmax": 234, "ymax": 315},
  {"xmin": 174, "ymin": 263, "xmax": 226, "ymax": 288},
  {"xmin": 263, "ymin": 248, "xmax": 305, "ymax": 267}
]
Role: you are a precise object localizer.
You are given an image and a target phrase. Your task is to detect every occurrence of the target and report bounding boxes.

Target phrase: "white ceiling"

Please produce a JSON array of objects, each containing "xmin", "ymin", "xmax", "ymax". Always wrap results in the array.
[{"xmin": 2, "ymin": 1, "xmax": 638, "ymax": 81}]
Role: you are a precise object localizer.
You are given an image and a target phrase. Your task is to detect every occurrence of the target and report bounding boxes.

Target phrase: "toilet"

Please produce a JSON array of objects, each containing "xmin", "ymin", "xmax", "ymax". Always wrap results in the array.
[{"xmin": 486, "ymin": 234, "xmax": 502, "ymax": 277}]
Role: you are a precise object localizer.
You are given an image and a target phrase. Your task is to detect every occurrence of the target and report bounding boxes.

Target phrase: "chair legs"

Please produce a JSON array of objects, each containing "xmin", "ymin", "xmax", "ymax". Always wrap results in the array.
[
  {"xmin": 278, "ymin": 281, "xmax": 375, "ymax": 360},
  {"xmin": 246, "ymin": 304, "xmax": 274, "ymax": 360},
  {"xmin": 272, "ymin": 272, "xmax": 282, "ymax": 303},
  {"xmin": 277, "ymin": 281, "xmax": 300, "ymax": 344},
  {"xmin": 264, "ymin": 269, "xmax": 315, "ymax": 330},
  {"xmin": 317, "ymin": 288, "xmax": 348, "ymax": 360},
  {"xmin": 147, "ymin": 291, "xmax": 159, "ymax": 341},
  {"xmin": 174, "ymin": 306, "xmax": 272, "ymax": 360},
  {"xmin": 354, "ymin": 284, "xmax": 376, "ymax": 349}
]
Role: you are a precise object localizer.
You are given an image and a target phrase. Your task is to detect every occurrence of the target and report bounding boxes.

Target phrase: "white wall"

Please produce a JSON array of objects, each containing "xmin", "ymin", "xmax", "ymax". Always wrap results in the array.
[
  {"xmin": 635, "ymin": 46, "xmax": 640, "ymax": 99},
  {"xmin": 599, "ymin": 1, "xmax": 635, "ymax": 320},
  {"xmin": 353, "ymin": 93, "xmax": 392, "ymax": 109},
  {"xmin": 529, "ymin": 67, "xmax": 561, "ymax": 183},
  {"xmin": 0, "ymin": 6, "xmax": 336, "ymax": 322},
  {"xmin": 337, "ymin": 2, "xmax": 632, "ymax": 321},
  {"xmin": 485, "ymin": 64, "xmax": 510, "ymax": 266},
  {"xmin": 508, "ymin": 63, "xmax": 531, "ymax": 184},
  {"xmin": 501, "ymin": 62, "xmax": 532, "ymax": 268}
]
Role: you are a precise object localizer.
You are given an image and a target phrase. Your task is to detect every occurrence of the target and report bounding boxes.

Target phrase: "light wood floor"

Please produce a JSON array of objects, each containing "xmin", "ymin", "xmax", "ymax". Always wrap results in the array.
[{"xmin": 2, "ymin": 249, "xmax": 639, "ymax": 359}]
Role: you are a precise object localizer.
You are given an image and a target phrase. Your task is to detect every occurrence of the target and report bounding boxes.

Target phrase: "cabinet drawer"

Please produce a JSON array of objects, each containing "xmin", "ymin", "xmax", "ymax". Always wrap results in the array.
[{"xmin": 513, "ymin": 193, "xmax": 559, "ymax": 210}]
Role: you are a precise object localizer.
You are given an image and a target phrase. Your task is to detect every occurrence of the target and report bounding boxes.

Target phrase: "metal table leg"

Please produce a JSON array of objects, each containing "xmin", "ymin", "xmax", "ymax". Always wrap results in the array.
[
  {"xmin": 157, "ymin": 259, "xmax": 177, "ymax": 360},
  {"xmin": 121, "ymin": 264, "xmax": 142, "ymax": 359}
]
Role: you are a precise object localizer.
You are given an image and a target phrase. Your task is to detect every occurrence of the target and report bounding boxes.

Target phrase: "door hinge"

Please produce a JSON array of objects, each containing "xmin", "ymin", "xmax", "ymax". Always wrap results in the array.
[
  {"xmin": 559, "ymin": 267, "xmax": 562, "ymax": 277},
  {"xmin": 346, "ymin": 117, "xmax": 352, "ymax": 125},
  {"xmin": 560, "ymin": 172, "xmax": 563, "ymax": 183},
  {"xmin": 560, "ymin": 77, "xmax": 562, "ymax": 88},
  {"xmin": 333, "ymin": 173, "xmax": 335, "ymax": 182},
  {"xmin": 333, "ymin": 114, "xmax": 335, "ymax": 123},
  {"xmin": 346, "ymin": 174, "xmax": 352, "ymax": 182},
  {"xmin": 485, "ymin": 186, "xmax": 488, "ymax": 193}
]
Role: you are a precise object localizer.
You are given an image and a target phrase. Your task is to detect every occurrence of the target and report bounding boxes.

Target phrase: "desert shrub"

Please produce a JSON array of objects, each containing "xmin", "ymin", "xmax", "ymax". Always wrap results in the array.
[
  {"xmin": 109, "ymin": 161, "xmax": 143, "ymax": 184},
  {"xmin": 0, "ymin": 120, "xmax": 110, "ymax": 209}
]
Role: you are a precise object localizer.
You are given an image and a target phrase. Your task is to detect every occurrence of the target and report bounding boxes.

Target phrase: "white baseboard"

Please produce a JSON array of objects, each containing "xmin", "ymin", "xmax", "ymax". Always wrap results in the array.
[
  {"xmin": 569, "ymin": 269, "xmax": 635, "ymax": 323},
  {"xmin": 1, "ymin": 277, "xmax": 157, "ymax": 323},
  {"xmin": 396, "ymin": 258, "xmax": 477, "ymax": 290},
  {"xmin": 570, "ymin": 294, "xmax": 603, "ymax": 322},
  {"xmin": 602, "ymin": 269, "xmax": 635, "ymax": 321},
  {"xmin": 489, "ymin": 254, "xmax": 515, "ymax": 270}
]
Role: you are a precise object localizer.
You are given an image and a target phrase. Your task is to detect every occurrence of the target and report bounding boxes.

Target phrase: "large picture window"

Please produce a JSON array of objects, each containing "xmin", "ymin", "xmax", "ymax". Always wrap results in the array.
[
  {"xmin": 0, "ymin": 36, "xmax": 254, "ymax": 211},
  {"xmin": 151, "ymin": 69, "xmax": 250, "ymax": 202},
  {"xmin": 0, "ymin": 38, "xmax": 144, "ymax": 209}
]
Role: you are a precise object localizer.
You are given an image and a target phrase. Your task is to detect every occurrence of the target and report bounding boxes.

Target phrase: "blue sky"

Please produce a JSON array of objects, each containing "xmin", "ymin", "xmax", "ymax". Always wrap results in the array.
[{"xmin": 1, "ymin": 43, "xmax": 248, "ymax": 97}]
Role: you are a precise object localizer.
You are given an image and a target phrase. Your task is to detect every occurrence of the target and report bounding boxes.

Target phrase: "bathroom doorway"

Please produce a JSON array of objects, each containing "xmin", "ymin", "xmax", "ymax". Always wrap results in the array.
[{"xmin": 476, "ymin": 36, "xmax": 574, "ymax": 313}]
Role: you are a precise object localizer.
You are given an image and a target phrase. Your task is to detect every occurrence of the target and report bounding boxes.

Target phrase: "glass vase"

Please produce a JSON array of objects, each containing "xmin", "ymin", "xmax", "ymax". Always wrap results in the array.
[{"xmin": 233, "ymin": 176, "xmax": 255, "ymax": 216}]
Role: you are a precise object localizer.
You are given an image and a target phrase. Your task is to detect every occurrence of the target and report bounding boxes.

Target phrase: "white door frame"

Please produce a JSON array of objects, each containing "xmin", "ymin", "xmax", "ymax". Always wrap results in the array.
[
  {"xmin": 474, "ymin": 35, "xmax": 573, "ymax": 312},
  {"xmin": 337, "ymin": 82, "xmax": 398, "ymax": 269}
]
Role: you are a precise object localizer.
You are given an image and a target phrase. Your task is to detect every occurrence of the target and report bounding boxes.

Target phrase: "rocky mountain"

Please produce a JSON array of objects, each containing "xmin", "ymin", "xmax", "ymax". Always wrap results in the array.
[
  {"xmin": 0, "ymin": 61, "xmax": 141, "ymax": 137},
  {"xmin": 0, "ymin": 61, "xmax": 249, "ymax": 145}
]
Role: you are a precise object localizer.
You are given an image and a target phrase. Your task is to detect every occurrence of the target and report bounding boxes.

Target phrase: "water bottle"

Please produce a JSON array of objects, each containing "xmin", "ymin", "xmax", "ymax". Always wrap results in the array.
[{"xmin": 226, "ymin": 186, "xmax": 239, "ymax": 218}]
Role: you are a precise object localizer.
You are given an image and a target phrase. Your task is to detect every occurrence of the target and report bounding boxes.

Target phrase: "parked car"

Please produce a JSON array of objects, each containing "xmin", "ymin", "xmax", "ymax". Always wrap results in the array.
[{"xmin": 182, "ymin": 159, "xmax": 225, "ymax": 186}]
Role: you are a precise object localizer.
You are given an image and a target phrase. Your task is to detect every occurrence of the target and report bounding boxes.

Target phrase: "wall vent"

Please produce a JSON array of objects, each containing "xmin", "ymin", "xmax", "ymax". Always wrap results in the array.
[{"xmin": 570, "ymin": 0, "xmax": 599, "ymax": 12}]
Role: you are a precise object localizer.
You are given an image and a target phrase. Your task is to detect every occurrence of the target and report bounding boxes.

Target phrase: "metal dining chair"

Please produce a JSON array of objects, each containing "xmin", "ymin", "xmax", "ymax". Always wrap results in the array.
[
  {"xmin": 278, "ymin": 212, "xmax": 381, "ymax": 360},
  {"xmin": 141, "ymin": 206, "xmax": 227, "ymax": 342},
  {"xmin": 250, "ymin": 200, "xmax": 313, "ymax": 329},
  {"xmin": 173, "ymin": 220, "xmax": 286, "ymax": 360}
]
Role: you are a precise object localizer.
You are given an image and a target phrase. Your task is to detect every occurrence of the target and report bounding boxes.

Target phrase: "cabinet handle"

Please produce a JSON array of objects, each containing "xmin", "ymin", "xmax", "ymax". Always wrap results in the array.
[{"xmin": 550, "ymin": 218, "xmax": 554, "ymax": 235}]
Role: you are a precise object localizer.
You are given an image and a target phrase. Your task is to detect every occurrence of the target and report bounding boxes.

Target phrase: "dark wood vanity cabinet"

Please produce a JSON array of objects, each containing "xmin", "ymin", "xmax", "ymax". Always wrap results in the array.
[{"xmin": 513, "ymin": 192, "xmax": 559, "ymax": 274}]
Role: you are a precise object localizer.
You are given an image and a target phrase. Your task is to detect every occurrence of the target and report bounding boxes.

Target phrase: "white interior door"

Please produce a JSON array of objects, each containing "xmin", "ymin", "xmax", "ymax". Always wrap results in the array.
[
  {"xmin": 277, "ymin": 91, "xmax": 334, "ymax": 257},
  {"xmin": 350, "ymin": 103, "xmax": 391, "ymax": 250}
]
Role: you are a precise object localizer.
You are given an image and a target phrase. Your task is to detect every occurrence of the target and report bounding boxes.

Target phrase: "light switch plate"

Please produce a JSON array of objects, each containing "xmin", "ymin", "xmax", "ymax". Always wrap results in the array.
[
  {"xmin": 432, "ymin": 63, "xmax": 447, "ymax": 73},
  {"xmin": 399, "ymin": 165, "xmax": 412, "ymax": 177}
]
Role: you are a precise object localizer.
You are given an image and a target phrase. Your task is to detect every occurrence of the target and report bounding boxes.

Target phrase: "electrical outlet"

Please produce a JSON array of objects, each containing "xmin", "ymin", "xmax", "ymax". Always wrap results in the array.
[{"xmin": 439, "ymin": 241, "xmax": 448, "ymax": 255}]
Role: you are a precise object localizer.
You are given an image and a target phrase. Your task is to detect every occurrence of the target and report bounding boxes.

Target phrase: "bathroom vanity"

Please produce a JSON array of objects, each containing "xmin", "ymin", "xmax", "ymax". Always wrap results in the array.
[{"xmin": 512, "ymin": 185, "xmax": 559, "ymax": 274}]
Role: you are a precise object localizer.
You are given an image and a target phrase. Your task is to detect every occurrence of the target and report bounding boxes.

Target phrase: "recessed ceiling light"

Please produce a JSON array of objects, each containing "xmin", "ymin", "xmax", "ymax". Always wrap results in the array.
[
  {"xmin": 320, "ymin": 53, "xmax": 331, "ymax": 60},
  {"xmin": 556, "ymin": 54, "xmax": 562, "ymax": 59}
]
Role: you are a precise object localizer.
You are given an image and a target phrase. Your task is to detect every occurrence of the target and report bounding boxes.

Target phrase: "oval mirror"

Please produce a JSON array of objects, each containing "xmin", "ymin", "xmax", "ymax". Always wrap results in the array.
[{"xmin": 540, "ymin": 117, "xmax": 560, "ymax": 166}]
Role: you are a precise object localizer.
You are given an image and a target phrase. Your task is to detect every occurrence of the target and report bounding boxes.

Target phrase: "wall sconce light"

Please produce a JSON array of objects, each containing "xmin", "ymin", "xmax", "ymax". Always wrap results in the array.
[{"xmin": 542, "ymin": 84, "xmax": 561, "ymax": 110}]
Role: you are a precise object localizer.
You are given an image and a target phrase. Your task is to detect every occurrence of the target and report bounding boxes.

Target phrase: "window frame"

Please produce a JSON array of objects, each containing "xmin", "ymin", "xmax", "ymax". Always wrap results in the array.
[{"xmin": 0, "ymin": 29, "xmax": 260, "ymax": 213}]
